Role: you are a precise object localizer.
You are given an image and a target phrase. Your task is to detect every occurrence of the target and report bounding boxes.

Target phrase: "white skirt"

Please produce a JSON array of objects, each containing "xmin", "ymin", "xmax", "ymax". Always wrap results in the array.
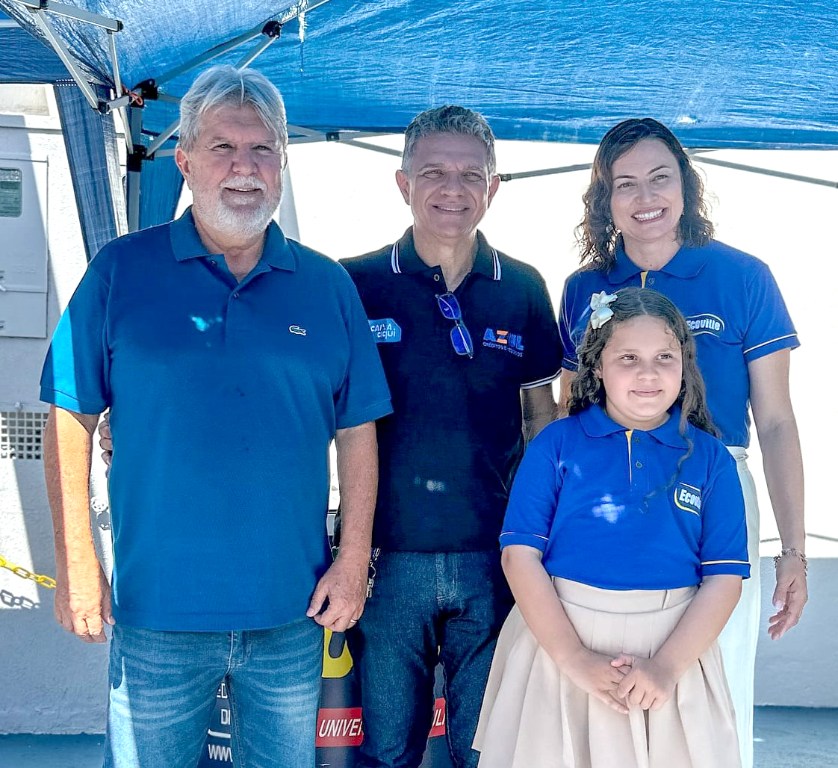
[{"xmin": 473, "ymin": 578, "xmax": 741, "ymax": 768}]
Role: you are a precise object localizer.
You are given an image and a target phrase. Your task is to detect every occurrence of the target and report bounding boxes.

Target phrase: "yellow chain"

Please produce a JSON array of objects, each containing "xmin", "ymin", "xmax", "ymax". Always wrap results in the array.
[{"xmin": 0, "ymin": 554, "xmax": 56, "ymax": 589}]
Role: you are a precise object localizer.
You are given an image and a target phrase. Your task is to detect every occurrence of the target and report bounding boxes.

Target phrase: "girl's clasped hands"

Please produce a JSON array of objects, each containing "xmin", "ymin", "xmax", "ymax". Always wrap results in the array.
[{"xmin": 563, "ymin": 648, "xmax": 677, "ymax": 715}]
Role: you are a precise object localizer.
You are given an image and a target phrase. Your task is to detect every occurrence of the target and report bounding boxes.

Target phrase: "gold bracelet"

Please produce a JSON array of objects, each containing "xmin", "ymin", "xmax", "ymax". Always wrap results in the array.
[{"xmin": 773, "ymin": 548, "xmax": 808, "ymax": 574}]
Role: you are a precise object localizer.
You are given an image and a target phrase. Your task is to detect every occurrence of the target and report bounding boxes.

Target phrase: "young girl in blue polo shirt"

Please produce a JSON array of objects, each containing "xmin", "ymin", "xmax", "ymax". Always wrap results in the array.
[{"xmin": 473, "ymin": 287, "xmax": 748, "ymax": 768}]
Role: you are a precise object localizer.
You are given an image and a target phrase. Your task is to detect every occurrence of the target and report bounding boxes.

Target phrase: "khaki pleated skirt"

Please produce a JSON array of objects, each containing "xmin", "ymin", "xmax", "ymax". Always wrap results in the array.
[{"xmin": 473, "ymin": 578, "xmax": 741, "ymax": 768}]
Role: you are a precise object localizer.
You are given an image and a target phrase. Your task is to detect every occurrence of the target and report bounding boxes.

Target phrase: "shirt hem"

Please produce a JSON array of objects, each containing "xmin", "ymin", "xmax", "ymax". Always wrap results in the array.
[
  {"xmin": 541, "ymin": 573, "xmax": 705, "ymax": 590},
  {"xmin": 113, "ymin": 609, "xmax": 310, "ymax": 632}
]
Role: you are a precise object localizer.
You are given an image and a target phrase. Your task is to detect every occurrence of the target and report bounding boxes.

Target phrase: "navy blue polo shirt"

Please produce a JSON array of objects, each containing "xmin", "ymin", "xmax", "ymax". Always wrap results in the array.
[
  {"xmin": 559, "ymin": 240, "xmax": 799, "ymax": 447},
  {"xmin": 40, "ymin": 209, "xmax": 392, "ymax": 631},
  {"xmin": 341, "ymin": 228, "xmax": 562, "ymax": 552},
  {"xmin": 501, "ymin": 405, "xmax": 750, "ymax": 590}
]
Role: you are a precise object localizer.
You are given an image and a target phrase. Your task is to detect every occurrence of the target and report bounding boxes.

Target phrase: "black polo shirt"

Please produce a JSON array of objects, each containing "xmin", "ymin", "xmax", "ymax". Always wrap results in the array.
[{"xmin": 341, "ymin": 228, "xmax": 562, "ymax": 552}]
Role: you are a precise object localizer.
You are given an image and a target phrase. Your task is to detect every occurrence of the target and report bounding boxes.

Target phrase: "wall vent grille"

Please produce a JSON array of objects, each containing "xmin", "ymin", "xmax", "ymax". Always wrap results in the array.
[{"xmin": 0, "ymin": 410, "xmax": 49, "ymax": 460}]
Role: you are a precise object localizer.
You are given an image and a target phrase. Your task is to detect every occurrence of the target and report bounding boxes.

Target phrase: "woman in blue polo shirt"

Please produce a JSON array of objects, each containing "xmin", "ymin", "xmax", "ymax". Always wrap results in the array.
[
  {"xmin": 558, "ymin": 118, "xmax": 805, "ymax": 768},
  {"xmin": 474, "ymin": 288, "xmax": 747, "ymax": 767}
]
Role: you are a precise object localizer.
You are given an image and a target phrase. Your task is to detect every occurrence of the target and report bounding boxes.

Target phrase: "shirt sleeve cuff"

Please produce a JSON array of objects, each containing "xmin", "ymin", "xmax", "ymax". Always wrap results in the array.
[
  {"xmin": 500, "ymin": 531, "xmax": 549, "ymax": 552},
  {"xmin": 521, "ymin": 369, "xmax": 561, "ymax": 390},
  {"xmin": 335, "ymin": 399, "xmax": 393, "ymax": 430},
  {"xmin": 742, "ymin": 334, "xmax": 799, "ymax": 363},
  {"xmin": 700, "ymin": 560, "xmax": 751, "ymax": 579},
  {"xmin": 40, "ymin": 387, "xmax": 106, "ymax": 416}
]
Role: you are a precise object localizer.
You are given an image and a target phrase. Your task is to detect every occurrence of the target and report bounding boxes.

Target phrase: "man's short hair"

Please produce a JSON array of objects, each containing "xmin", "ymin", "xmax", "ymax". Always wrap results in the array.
[
  {"xmin": 401, "ymin": 105, "xmax": 496, "ymax": 176},
  {"xmin": 179, "ymin": 65, "xmax": 288, "ymax": 152}
]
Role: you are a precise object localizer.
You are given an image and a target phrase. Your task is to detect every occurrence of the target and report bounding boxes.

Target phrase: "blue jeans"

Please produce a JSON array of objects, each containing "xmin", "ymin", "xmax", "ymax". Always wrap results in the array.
[
  {"xmin": 104, "ymin": 619, "xmax": 322, "ymax": 768},
  {"xmin": 347, "ymin": 551, "xmax": 513, "ymax": 768}
]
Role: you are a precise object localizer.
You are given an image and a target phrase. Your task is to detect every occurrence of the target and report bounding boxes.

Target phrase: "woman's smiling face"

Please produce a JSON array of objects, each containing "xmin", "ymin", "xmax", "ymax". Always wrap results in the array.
[{"xmin": 610, "ymin": 138, "xmax": 684, "ymax": 254}]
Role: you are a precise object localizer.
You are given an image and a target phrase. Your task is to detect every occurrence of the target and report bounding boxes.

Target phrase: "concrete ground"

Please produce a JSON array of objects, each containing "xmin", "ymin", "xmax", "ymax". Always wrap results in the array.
[{"xmin": 0, "ymin": 707, "xmax": 835, "ymax": 767}]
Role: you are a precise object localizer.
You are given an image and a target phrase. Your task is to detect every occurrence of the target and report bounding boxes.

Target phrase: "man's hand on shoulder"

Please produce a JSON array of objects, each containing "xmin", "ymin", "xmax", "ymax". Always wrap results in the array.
[
  {"xmin": 306, "ymin": 550, "xmax": 368, "ymax": 633},
  {"xmin": 98, "ymin": 412, "xmax": 113, "ymax": 467}
]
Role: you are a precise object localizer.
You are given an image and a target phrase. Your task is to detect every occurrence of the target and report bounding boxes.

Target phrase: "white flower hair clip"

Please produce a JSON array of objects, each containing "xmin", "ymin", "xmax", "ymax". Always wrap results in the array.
[{"xmin": 589, "ymin": 291, "xmax": 618, "ymax": 330}]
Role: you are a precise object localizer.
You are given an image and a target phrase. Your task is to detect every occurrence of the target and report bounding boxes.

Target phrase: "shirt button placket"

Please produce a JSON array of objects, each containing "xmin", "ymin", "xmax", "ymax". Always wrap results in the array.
[{"xmin": 226, "ymin": 290, "xmax": 242, "ymax": 342}]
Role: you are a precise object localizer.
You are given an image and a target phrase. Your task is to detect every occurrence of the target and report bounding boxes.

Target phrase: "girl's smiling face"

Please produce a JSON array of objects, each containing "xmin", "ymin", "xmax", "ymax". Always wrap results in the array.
[{"xmin": 597, "ymin": 315, "xmax": 683, "ymax": 431}]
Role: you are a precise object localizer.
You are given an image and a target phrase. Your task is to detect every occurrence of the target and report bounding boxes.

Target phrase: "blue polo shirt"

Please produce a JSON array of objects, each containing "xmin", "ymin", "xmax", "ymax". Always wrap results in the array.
[
  {"xmin": 40, "ymin": 209, "xmax": 392, "ymax": 631},
  {"xmin": 559, "ymin": 240, "xmax": 799, "ymax": 446},
  {"xmin": 501, "ymin": 405, "xmax": 750, "ymax": 590},
  {"xmin": 341, "ymin": 228, "xmax": 562, "ymax": 552}
]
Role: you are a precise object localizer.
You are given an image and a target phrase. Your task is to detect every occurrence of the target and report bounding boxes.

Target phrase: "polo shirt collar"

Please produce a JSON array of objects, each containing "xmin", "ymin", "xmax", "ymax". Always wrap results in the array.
[
  {"xmin": 170, "ymin": 207, "xmax": 296, "ymax": 272},
  {"xmin": 607, "ymin": 242, "xmax": 710, "ymax": 284},
  {"xmin": 390, "ymin": 227, "xmax": 502, "ymax": 280},
  {"xmin": 578, "ymin": 404, "xmax": 688, "ymax": 449}
]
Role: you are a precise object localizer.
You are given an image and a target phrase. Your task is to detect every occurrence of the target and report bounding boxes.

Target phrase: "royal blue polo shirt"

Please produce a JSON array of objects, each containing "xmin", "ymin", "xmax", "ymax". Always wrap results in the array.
[
  {"xmin": 40, "ymin": 209, "xmax": 392, "ymax": 631},
  {"xmin": 559, "ymin": 240, "xmax": 799, "ymax": 447},
  {"xmin": 501, "ymin": 405, "xmax": 750, "ymax": 590},
  {"xmin": 341, "ymin": 228, "xmax": 562, "ymax": 552}
]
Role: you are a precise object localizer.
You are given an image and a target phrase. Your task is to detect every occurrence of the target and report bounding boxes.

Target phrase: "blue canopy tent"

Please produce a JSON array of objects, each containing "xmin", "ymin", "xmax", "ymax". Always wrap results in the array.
[
  {"xmin": 0, "ymin": 4, "xmax": 836, "ymax": 765},
  {"xmin": 0, "ymin": 0, "xmax": 836, "ymax": 260}
]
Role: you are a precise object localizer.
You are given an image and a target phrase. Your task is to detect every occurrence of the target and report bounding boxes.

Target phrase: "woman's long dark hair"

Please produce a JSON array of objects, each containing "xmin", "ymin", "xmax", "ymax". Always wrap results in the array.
[
  {"xmin": 569, "ymin": 287, "xmax": 716, "ymax": 437},
  {"xmin": 576, "ymin": 118, "xmax": 714, "ymax": 271}
]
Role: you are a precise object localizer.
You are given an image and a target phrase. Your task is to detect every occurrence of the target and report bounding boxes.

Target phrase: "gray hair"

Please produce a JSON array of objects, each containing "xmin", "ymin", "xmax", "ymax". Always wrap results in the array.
[
  {"xmin": 178, "ymin": 65, "xmax": 287, "ymax": 152},
  {"xmin": 401, "ymin": 105, "xmax": 496, "ymax": 176}
]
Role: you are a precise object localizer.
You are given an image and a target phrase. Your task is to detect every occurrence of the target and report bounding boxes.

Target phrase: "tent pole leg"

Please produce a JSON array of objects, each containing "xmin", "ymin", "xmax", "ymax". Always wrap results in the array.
[{"xmin": 126, "ymin": 107, "xmax": 144, "ymax": 232}]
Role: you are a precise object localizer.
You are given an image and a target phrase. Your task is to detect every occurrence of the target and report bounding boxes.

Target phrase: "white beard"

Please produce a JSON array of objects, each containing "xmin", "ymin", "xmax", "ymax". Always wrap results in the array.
[{"xmin": 191, "ymin": 175, "xmax": 282, "ymax": 241}]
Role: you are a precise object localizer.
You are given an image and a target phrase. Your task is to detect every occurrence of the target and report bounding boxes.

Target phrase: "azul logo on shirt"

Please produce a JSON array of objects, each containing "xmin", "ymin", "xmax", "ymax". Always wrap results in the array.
[
  {"xmin": 369, "ymin": 318, "xmax": 402, "ymax": 343},
  {"xmin": 673, "ymin": 482, "xmax": 702, "ymax": 515},
  {"xmin": 686, "ymin": 313, "xmax": 725, "ymax": 337},
  {"xmin": 483, "ymin": 328, "xmax": 524, "ymax": 357}
]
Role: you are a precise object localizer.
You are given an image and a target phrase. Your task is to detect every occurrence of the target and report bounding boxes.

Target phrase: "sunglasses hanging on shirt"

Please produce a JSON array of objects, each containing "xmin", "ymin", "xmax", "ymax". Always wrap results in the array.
[{"xmin": 436, "ymin": 292, "xmax": 474, "ymax": 359}]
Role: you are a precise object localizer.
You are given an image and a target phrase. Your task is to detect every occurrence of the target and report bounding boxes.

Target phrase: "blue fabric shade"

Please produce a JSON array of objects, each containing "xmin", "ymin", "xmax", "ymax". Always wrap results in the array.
[{"xmin": 1, "ymin": 0, "xmax": 836, "ymax": 252}]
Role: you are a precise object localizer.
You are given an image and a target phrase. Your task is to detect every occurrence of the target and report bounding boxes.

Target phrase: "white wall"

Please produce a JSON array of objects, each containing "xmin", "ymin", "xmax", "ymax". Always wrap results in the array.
[{"xmin": 0, "ymin": 85, "xmax": 110, "ymax": 734}]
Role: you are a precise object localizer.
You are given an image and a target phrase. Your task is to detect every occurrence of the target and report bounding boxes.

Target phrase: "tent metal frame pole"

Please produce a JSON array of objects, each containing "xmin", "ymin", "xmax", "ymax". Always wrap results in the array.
[
  {"xmin": 26, "ymin": 9, "xmax": 99, "ymax": 109},
  {"xmin": 235, "ymin": 21, "xmax": 282, "ymax": 68},
  {"xmin": 499, "ymin": 163, "xmax": 592, "ymax": 182},
  {"xmin": 287, "ymin": 124, "xmax": 327, "ymax": 139},
  {"xmin": 12, "ymin": 0, "xmax": 124, "ymax": 113},
  {"xmin": 107, "ymin": 28, "xmax": 134, "ymax": 149},
  {"xmin": 149, "ymin": 25, "xmax": 270, "ymax": 90},
  {"xmin": 287, "ymin": 128, "xmax": 397, "ymax": 149},
  {"xmin": 337, "ymin": 138, "xmax": 402, "ymax": 158},
  {"xmin": 15, "ymin": 0, "xmax": 122, "ymax": 32},
  {"xmin": 146, "ymin": 23, "xmax": 282, "ymax": 159},
  {"xmin": 145, "ymin": 117, "xmax": 182, "ymax": 159},
  {"xmin": 692, "ymin": 155, "xmax": 837, "ymax": 189},
  {"xmin": 143, "ymin": 0, "xmax": 330, "ymax": 91},
  {"xmin": 126, "ymin": 107, "xmax": 144, "ymax": 232}
]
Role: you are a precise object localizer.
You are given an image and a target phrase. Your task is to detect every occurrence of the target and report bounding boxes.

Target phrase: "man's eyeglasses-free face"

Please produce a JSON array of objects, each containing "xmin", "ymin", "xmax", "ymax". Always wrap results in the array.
[{"xmin": 436, "ymin": 292, "xmax": 474, "ymax": 358}]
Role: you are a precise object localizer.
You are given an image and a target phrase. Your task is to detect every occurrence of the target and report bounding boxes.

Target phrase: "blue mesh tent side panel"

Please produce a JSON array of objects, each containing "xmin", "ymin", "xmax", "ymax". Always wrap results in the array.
[
  {"xmin": 138, "ymin": 140, "xmax": 184, "ymax": 231},
  {"xmin": 54, "ymin": 81, "xmax": 125, "ymax": 260},
  {"xmin": 0, "ymin": 26, "xmax": 70, "ymax": 83}
]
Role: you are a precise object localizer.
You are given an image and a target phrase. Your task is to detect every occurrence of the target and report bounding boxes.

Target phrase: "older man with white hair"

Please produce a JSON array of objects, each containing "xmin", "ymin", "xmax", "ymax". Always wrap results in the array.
[{"xmin": 40, "ymin": 65, "xmax": 391, "ymax": 768}]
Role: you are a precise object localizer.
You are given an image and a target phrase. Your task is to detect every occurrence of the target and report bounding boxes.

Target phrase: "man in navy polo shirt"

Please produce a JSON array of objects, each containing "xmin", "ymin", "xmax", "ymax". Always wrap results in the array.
[
  {"xmin": 40, "ymin": 65, "xmax": 391, "ymax": 768},
  {"xmin": 341, "ymin": 107, "xmax": 562, "ymax": 768}
]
